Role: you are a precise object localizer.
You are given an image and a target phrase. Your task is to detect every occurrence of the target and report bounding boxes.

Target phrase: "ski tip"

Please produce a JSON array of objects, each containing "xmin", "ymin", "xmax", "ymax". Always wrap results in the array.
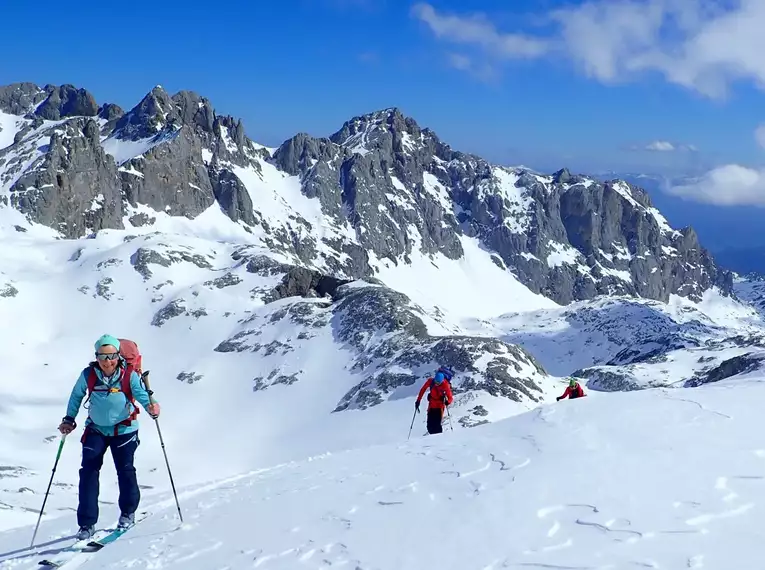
[{"xmin": 38, "ymin": 561, "xmax": 61, "ymax": 567}]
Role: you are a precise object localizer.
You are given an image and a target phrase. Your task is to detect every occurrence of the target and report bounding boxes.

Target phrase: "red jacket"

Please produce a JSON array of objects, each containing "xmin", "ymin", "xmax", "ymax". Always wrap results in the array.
[
  {"xmin": 558, "ymin": 383, "xmax": 585, "ymax": 400},
  {"xmin": 417, "ymin": 378, "xmax": 453, "ymax": 410}
]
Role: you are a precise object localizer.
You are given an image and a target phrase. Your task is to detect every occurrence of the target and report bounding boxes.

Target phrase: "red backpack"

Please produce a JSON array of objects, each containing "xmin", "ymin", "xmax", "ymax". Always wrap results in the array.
[{"xmin": 85, "ymin": 338, "xmax": 143, "ymax": 435}]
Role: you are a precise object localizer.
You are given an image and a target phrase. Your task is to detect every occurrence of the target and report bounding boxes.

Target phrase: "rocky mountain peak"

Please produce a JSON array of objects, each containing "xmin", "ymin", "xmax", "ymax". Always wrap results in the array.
[
  {"xmin": 34, "ymin": 84, "xmax": 99, "ymax": 121},
  {"xmin": 552, "ymin": 167, "xmax": 572, "ymax": 184},
  {"xmin": 172, "ymin": 90, "xmax": 216, "ymax": 134},
  {"xmin": 112, "ymin": 85, "xmax": 179, "ymax": 141},
  {"xmin": 329, "ymin": 107, "xmax": 435, "ymax": 158},
  {"xmin": 0, "ymin": 83, "xmax": 100, "ymax": 122},
  {"xmin": 0, "ymin": 82, "xmax": 47, "ymax": 116}
]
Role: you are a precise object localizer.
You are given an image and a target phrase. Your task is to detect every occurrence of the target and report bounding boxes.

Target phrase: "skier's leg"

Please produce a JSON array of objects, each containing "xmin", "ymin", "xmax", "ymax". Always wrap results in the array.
[
  {"xmin": 426, "ymin": 408, "xmax": 443, "ymax": 434},
  {"xmin": 110, "ymin": 431, "xmax": 140, "ymax": 518},
  {"xmin": 78, "ymin": 429, "xmax": 108, "ymax": 528}
]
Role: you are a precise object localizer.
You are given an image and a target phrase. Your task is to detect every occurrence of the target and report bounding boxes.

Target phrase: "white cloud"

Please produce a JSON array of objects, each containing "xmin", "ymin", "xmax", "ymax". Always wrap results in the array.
[
  {"xmin": 629, "ymin": 140, "xmax": 697, "ymax": 152},
  {"xmin": 410, "ymin": 3, "xmax": 550, "ymax": 60},
  {"xmin": 662, "ymin": 123, "xmax": 765, "ymax": 206},
  {"xmin": 666, "ymin": 164, "xmax": 765, "ymax": 206},
  {"xmin": 645, "ymin": 141, "xmax": 676, "ymax": 151},
  {"xmin": 444, "ymin": 53, "xmax": 498, "ymax": 82},
  {"xmin": 412, "ymin": 0, "xmax": 765, "ymax": 99}
]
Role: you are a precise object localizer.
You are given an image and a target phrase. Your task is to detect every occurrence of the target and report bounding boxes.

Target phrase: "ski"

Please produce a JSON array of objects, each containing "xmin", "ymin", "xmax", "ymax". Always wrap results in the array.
[
  {"xmin": 38, "ymin": 512, "xmax": 147, "ymax": 567},
  {"xmin": 83, "ymin": 521, "xmax": 135, "ymax": 551},
  {"xmin": 37, "ymin": 532, "xmax": 109, "ymax": 567}
]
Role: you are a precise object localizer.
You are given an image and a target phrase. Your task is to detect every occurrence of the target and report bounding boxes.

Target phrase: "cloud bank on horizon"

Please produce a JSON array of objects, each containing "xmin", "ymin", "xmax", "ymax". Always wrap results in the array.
[{"xmin": 412, "ymin": 0, "xmax": 765, "ymax": 208}]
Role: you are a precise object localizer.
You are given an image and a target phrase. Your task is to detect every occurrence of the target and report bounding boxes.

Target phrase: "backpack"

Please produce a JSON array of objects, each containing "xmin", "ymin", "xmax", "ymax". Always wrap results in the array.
[
  {"xmin": 437, "ymin": 365, "xmax": 454, "ymax": 381},
  {"xmin": 84, "ymin": 338, "xmax": 143, "ymax": 436}
]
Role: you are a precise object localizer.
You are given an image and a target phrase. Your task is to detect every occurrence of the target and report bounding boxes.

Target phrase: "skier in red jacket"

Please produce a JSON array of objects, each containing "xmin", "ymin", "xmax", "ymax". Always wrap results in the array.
[
  {"xmin": 557, "ymin": 377, "xmax": 586, "ymax": 401},
  {"xmin": 415, "ymin": 365, "xmax": 454, "ymax": 434}
]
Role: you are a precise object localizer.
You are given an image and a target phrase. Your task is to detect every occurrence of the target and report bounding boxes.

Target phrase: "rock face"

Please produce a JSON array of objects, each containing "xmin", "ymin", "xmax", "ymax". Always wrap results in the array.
[
  {"xmin": 212, "ymin": 275, "xmax": 552, "ymax": 424},
  {"xmin": 8, "ymin": 118, "xmax": 122, "ymax": 236},
  {"xmin": 0, "ymin": 83, "xmax": 732, "ymax": 305},
  {"xmin": 684, "ymin": 351, "xmax": 765, "ymax": 387}
]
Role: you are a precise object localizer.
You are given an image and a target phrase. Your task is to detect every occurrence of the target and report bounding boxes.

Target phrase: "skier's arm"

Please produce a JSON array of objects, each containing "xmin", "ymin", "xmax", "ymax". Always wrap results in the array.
[
  {"xmin": 65, "ymin": 371, "xmax": 88, "ymax": 419},
  {"xmin": 416, "ymin": 379, "xmax": 431, "ymax": 402},
  {"xmin": 557, "ymin": 386, "xmax": 572, "ymax": 400},
  {"xmin": 130, "ymin": 371, "xmax": 154, "ymax": 409}
]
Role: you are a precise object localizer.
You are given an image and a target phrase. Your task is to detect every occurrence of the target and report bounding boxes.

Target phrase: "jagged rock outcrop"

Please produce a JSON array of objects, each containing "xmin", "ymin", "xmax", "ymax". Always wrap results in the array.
[
  {"xmin": 264, "ymin": 267, "xmax": 351, "ymax": 303},
  {"xmin": 212, "ymin": 274, "xmax": 551, "ymax": 418},
  {"xmin": 8, "ymin": 118, "xmax": 122, "ymax": 236},
  {"xmin": 684, "ymin": 352, "xmax": 765, "ymax": 387},
  {"xmin": 330, "ymin": 282, "xmax": 548, "ymax": 411},
  {"xmin": 0, "ymin": 83, "xmax": 732, "ymax": 304},
  {"xmin": 0, "ymin": 83, "xmax": 48, "ymax": 116},
  {"xmin": 34, "ymin": 85, "xmax": 99, "ymax": 121}
]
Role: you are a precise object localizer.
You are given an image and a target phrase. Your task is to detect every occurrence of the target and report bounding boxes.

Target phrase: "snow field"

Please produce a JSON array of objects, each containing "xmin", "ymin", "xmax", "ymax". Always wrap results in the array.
[{"xmin": 1, "ymin": 379, "xmax": 763, "ymax": 568}]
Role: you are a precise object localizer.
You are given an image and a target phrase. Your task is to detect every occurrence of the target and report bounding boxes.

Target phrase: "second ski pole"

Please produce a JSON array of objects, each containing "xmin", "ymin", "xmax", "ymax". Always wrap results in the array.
[
  {"xmin": 407, "ymin": 404, "xmax": 419, "ymax": 440},
  {"xmin": 142, "ymin": 371, "xmax": 183, "ymax": 523},
  {"xmin": 31, "ymin": 433, "xmax": 66, "ymax": 547}
]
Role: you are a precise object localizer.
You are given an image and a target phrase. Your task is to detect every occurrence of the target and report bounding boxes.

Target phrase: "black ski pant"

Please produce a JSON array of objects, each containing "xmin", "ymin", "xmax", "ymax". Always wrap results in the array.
[
  {"xmin": 78, "ymin": 428, "xmax": 140, "ymax": 527},
  {"xmin": 426, "ymin": 407, "xmax": 443, "ymax": 434}
]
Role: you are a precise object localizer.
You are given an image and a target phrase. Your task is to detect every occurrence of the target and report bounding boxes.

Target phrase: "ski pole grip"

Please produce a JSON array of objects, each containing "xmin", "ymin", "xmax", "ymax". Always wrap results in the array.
[{"xmin": 141, "ymin": 371, "xmax": 155, "ymax": 401}]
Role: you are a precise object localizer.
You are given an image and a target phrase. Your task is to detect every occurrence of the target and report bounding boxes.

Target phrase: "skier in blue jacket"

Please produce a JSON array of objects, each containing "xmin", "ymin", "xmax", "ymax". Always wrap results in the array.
[{"xmin": 58, "ymin": 335, "xmax": 160, "ymax": 540}]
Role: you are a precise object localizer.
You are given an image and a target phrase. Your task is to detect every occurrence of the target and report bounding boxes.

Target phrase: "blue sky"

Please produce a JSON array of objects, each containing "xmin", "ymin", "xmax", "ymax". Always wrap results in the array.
[{"xmin": 2, "ymin": 0, "xmax": 765, "ymax": 197}]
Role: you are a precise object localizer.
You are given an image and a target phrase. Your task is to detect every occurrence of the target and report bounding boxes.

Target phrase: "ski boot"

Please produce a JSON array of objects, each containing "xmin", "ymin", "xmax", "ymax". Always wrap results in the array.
[
  {"xmin": 117, "ymin": 513, "xmax": 135, "ymax": 530},
  {"xmin": 76, "ymin": 525, "xmax": 95, "ymax": 541}
]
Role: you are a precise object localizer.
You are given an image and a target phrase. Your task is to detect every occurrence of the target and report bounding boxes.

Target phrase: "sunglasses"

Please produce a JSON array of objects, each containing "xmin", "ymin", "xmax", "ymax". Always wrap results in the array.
[{"xmin": 95, "ymin": 352, "xmax": 119, "ymax": 361}]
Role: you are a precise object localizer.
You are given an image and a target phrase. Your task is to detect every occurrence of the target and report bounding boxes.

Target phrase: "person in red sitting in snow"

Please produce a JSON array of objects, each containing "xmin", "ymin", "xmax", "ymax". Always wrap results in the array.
[
  {"xmin": 557, "ymin": 377, "xmax": 586, "ymax": 401},
  {"xmin": 415, "ymin": 365, "xmax": 454, "ymax": 434}
]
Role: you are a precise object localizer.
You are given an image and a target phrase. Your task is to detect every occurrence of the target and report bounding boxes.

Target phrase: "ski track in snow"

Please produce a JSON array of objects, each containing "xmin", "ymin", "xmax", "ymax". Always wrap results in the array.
[{"xmin": 0, "ymin": 380, "xmax": 762, "ymax": 568}]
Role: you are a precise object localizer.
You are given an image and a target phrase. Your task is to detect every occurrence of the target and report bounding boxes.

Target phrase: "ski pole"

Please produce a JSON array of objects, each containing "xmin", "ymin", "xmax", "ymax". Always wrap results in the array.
[
  {"xmin": 141, "ymin": 372, "xmax": 183, "ymax": 523},
  {"xmin": 407, "ymin": 405, "xmax": 418, "ymax": 440},
  {"xmin": 31, "ymin": 433, "xmax": 66, "ymax": 547},
  {"xmin": 444, "ymin": 403, "xmax": 454, "ymax": 432}
]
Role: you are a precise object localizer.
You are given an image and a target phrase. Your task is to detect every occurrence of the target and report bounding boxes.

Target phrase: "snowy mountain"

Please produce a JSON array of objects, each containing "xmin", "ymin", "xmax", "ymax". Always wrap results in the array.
[
  {"xmin": 1, "ymin": 81, "xmax": 764, "ymax": 562},
  {"xmin": 602, "ymin": 171, "xmax": 765, "ymax": 275},
  {"xmin": 2, "ymin": 376, "xmax": 764, "ymax": 569},
  {"xmin": 0, "ymin": 83, "xmax": 731, "ymax": 305},
  {"xmin": 0, "ymin": 82, "xmax": 756, "ymax": 455}
]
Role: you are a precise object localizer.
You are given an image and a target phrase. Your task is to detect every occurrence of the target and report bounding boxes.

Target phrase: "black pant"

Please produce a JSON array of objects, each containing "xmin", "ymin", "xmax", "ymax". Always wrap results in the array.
[
  {"xmin": 78, "ymin": 429, "xmax": 140, "ymax": 527},
  {"xmin": 426, "ymin": 408, "xmax": 443, "ymax": 434}
]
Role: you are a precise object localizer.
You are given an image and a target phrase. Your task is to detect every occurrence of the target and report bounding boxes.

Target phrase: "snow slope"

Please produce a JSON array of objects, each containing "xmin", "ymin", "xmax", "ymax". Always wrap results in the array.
[
  {"xmin": 0, "ymin": 205, "xmax": 564, "ymax": 531},
  {"xmin": 2, "ymin": 377, "xmax": 764, "ymax": 569},
  {"xmin": 371, "ymin": 234, "xmax": 559, "ymax": 324},
  {"xmin": 458, "ymin": 290, "xmax": 765, "ymax": 383},
  {"xmin": 0, "ymin": 202, "xmax": 761, "ymax": 533},
  {"xmin": 0, "ymin": 111, "xmax": 26, "ymax": 152}
]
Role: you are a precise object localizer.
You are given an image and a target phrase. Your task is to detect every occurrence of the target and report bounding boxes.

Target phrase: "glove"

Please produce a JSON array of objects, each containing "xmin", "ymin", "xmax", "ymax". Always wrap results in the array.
[
  {"xmin": 58, "ymin": 416, "xmax": 76, "ymax": 435},
  {"xmin": 443, "ymin": 395, "xmax": 449, "ymax": 406},
  {"xmin": 415, "ymin": 400, "xmax": 420, "ymax": 413},
  {"xmin": 556, "ymin": 396, "xmax": 562, "ymax": 401},
  {"xmin": 147, "ymin": 402, "xmax": 160, "ymax": 419}
]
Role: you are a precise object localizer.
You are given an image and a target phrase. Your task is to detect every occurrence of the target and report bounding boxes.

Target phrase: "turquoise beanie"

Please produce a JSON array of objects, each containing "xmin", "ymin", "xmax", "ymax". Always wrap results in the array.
[{"xmin": 94, "ymin": 334, "xmax": 120, "ymax": 352}]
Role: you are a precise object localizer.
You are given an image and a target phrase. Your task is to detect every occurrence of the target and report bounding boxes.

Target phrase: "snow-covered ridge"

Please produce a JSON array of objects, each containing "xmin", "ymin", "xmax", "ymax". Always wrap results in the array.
[{"xmin": 0, "ymin": 81, "xmax": 732, "ymax": 309}]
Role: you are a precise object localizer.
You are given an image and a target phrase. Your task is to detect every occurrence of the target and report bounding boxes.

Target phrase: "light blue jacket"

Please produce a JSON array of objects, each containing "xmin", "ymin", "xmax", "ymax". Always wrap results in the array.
[{"xmin": 66, "ymin": 357, "xmax": 154, "ymax": 436}]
